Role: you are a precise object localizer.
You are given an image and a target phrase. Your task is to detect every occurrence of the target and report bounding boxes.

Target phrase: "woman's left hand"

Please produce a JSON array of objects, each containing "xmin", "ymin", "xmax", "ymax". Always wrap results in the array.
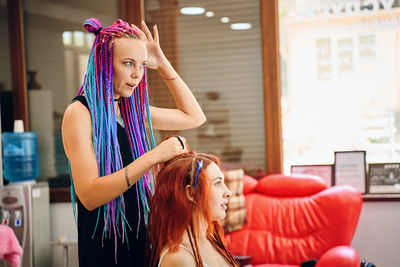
[{"xmin": 131, "ymin": 21, "xmax": 168, "ymax": 70}]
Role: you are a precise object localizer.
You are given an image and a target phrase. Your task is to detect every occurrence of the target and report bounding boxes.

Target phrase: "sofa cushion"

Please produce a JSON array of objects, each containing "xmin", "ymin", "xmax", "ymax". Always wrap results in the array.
[
  {"xmin": 243, "ymin": 174, "xmax": 258, "ymax": 195},
  {"xmin": 256, "ymin": 174, "xmax": 327, "ymax": 197}
]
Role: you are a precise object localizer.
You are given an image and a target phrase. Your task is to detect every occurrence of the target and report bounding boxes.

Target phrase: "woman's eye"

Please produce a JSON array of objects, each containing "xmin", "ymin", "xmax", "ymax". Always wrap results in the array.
[
  {"xmin": 139, "ymin": 63, "xmax": 145, "ymax": 69},
  {"xmin": 215, "ymin": 181, "xmax": 222, "ymax": 186},
  {"xmin": 124, "ymin": 62, "xmax": 133, "ymax": 67}
]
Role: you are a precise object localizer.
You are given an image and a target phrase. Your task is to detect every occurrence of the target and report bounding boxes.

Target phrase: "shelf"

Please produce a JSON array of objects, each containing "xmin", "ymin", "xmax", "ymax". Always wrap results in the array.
[
  {"xmin": 50, "ymin": 188, "xmax": 71, "ymax": 203},
  {"xmin": 362, "ymin": 193, "xmax": 400, "ymax": 201}
]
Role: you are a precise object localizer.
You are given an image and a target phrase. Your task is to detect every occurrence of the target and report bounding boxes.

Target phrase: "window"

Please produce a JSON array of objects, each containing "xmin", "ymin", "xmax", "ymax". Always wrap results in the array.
[
  {"xmin": 279, "ymin": 0, "xmax": 400, "ymax": 173},
  {"xmin": 23, "ymin": 0, "xmax": 118, "ymax": 183},
  {"xmin": 145, "ymin": 0, "xmax": 265, "ymax": 170}
]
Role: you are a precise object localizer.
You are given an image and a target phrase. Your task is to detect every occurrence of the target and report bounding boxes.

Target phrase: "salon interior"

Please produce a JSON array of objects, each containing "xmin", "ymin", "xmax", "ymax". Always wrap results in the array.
[{"xmin": 1, "ymin": 0, "xmax": 400, "ymax": 266}]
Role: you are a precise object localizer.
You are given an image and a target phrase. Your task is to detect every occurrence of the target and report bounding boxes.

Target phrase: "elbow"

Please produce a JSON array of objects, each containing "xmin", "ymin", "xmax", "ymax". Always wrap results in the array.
[
  {"xmin": 77, "ymin": 192, "xmax": 99, "ymax": 211},
  {"xmin": 186, "ymin": 113, "xmax": 206, "ymax": 129},
  {"xmin": 83, "ymin": 202, "xmax": 97, "ymax": 211},
  {"xmin": 196, "ymin": 114, "xmax": 207, "ymax": 127},
  {"xmin": 82, "ymin": 200, "xmax": 99, "ymax": 211},
  {"xmin": 80, "ymin": 198, "xmax": 97, "ymax": 211}
]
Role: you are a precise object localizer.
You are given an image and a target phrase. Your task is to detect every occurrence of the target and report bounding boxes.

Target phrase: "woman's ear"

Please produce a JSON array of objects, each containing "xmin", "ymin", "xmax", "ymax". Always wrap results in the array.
[{"xmin": 185, "ymin": 185, "xmax": 195, "ymax": 203}]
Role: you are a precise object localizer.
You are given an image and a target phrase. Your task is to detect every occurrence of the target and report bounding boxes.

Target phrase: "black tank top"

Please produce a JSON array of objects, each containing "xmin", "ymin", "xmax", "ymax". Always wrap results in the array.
[{"xmin": 72, "ymin": 95, "xmax": 146, "ymax": 267}]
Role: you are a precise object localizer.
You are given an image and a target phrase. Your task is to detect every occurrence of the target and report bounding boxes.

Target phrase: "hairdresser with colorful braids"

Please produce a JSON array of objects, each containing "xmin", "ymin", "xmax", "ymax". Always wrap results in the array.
[{"xmin": 61, "ymin": 18, "xmax": 205, "ymax": 266}]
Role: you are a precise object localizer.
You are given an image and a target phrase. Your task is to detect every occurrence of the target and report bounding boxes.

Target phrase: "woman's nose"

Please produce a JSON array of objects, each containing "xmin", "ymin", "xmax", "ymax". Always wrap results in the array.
[
  {"xmin": 131, "ymin": 66, "xmax": 141, "ymax": 78},
  {"xmin": 225, "ymin": 186, "xmax": 233, "ymax": 198}
]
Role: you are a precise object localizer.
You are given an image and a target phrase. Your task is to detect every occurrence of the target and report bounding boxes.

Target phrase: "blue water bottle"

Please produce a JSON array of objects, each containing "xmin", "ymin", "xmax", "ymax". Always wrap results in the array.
[{"xmin": 2, "ymin": 120, "xmax": 39, "ymax": 182}]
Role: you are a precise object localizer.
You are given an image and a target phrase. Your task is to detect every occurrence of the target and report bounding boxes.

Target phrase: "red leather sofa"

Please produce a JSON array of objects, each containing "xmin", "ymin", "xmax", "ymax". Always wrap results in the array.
[{"xmin": 225, "ymin": 174, "xmax": 363, "ymax": 267}]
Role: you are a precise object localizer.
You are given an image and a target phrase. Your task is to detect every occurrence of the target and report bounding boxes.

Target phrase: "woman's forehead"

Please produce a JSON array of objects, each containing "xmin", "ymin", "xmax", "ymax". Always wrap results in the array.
[
  {"xmin": 206, "ymin": 162, "xmax": 223, "ymax": 179},
  {"xmin": 113, "ymin": 38, "xmax": 147, "ymax": 61}
]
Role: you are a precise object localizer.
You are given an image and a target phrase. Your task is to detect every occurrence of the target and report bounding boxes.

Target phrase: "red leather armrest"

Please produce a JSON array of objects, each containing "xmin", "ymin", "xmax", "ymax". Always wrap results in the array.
[{"xmin": 315, "ymin": 246, "xmax": 360, "ymax": 267}]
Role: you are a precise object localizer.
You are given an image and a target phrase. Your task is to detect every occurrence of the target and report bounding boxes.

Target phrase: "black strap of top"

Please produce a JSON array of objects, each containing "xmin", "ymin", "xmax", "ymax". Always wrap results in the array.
[{"xmin": 72, "ymin": 95, "xmax": 89, "ymax": 111}]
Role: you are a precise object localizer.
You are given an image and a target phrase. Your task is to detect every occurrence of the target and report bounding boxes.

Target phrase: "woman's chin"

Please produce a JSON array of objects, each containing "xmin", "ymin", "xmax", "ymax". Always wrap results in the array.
[
  {"xmin": 214, "ymin": 213, "xmax": 226, "ymax": 221},
  {"xmin": 114, "ymin": 87, "xmax": 135, "ymax": 99},
  {"xmin": 121, "ymin": 90, "xmax": 134, "ymax": 98}
]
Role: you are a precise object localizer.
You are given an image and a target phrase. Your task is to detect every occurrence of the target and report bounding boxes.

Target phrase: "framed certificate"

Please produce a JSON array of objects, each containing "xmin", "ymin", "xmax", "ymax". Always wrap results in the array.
[
  {"xmin": 334, "ymin": 151, "xmax": 367, "ymax": 193},
  {"xmin": 368, "ymin": 163, "xmax": 400, "ymax": 194},
  {"xmin": 291, "ymin": 164, "xmax": 333, "ymax": 187}
]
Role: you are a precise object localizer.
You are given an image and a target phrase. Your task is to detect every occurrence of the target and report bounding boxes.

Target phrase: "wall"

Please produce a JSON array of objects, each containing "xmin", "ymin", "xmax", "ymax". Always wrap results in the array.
[
  {"xmin": 50, "ymin": 203, "xmax": 78, "ymax": 267},
  {"xmin": 351, "ymin": 201, "xmax": 400, "ymax": 267}
]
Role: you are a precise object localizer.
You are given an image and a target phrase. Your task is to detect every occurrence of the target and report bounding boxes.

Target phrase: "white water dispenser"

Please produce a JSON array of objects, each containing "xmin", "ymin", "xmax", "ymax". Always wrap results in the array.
[{"xmin": 0, "ymin": 182, "xmax": 51, "ymax": 267}]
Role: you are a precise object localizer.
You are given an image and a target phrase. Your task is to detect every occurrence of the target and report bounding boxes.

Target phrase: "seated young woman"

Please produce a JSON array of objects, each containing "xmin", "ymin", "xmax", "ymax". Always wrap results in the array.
[{"xmin": 147, "ymin": 150, "xmax": 238, "ymax": 267}]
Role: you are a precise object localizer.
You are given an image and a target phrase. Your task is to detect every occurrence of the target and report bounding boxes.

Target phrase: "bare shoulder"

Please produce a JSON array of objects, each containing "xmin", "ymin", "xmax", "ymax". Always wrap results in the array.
[
  {"xmin": 61, "ymin": 100, "xmax": 92, "ymax": 158},
  {"xmin": 63, "ymin": 100, "xmax": 91, "ymax": 122},
  {"xmin": 160, "ymin": 247, "xmax": 196, "ymax": 267}
]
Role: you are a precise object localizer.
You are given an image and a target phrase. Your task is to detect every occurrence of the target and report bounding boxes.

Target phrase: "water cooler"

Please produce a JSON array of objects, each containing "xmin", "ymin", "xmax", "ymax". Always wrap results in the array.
[
  {"xmin": 0, "ymin": 118, "xmax": 51, "ymax": 267},
  {"xmin": 0, "ymin": 182, "xmax": 51, "ymax": 267}
]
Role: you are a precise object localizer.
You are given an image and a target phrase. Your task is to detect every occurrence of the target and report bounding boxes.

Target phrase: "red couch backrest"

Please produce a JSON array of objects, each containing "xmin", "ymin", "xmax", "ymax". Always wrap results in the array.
[{"xmin": 225, "ymin": 174, "xmax": 362, "ymax": 265}]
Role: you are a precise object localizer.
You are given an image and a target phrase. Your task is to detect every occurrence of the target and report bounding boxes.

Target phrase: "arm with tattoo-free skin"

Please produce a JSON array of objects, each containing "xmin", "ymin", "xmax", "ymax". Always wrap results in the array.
[{"xmin": 62, "ymin": 102, "xmax": 188, "ymax": 210}]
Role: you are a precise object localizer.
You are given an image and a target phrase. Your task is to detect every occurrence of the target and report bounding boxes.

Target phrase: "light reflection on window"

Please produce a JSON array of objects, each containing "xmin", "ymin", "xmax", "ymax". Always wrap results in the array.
[
  {"xmin": 62, "ymin": 31, "xmax": 72, "ymax": 46},
  {"xmin": 86, "ymin": 34, "xmax": 95, "ymax": 48},
  {"xmin": 359, "ymin": 35, "xmax": 376, "ymax": 58},
  {"xmin": 73, "ymin": 31, "xmax": 84, "ymax": 47},
  {"xmin": 63, "ymin": 31, "xmax": 93, "ymax": 49}
]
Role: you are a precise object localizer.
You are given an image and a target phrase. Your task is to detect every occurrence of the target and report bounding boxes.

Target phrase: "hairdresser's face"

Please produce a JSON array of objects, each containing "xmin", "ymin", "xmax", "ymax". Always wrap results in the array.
[
  {"xmin": 207, "ymin": 162, "xmax": 232, "ymax": 221},
  {"xmin": 113, "ymin": 38, "xmax": 147, "ymax": 99}
]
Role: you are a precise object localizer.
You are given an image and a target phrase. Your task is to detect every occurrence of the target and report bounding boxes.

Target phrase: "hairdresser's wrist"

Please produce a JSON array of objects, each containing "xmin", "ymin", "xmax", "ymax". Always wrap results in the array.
[
  {"xmin": 144, "ymin": 149, "xmax": 160, "ymax": 166},
  {"xmin": 156, "ymin": 59, "xmax": 174, "ymax": 74}
]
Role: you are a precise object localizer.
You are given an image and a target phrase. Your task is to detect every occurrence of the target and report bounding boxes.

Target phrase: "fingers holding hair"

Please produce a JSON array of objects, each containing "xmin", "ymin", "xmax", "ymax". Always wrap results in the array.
[
  {"xmin": 175, "ymin": 136, "xmax": 185, "ymax": 150},
  {"xmin": 176, "ymin": 136, "xmax": 190, "ymax": 152}
]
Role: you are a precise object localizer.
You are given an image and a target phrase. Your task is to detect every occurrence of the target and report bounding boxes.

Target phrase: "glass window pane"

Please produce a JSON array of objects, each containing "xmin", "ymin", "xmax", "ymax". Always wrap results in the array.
[
  {"xmin": 279, "ymin": 0, "xmax": 400, "ymax": 173},
  {"xmin": 145, "ymin": 0, "xmax": 265, "ymax": 170},
  {"xmin": 63, "ymin": 31, "xmax": 72, "ymax": 46},
  {"xmin": 23, "ymin": 0, "xmax": 118, "ymax": 183},
  {"xmin": 73, "ymin": 31, "xmax": 85, "ymax": 47},
  {"xmin": 86, "ymin": 33, "xmax": 95, "ymax": 48}
]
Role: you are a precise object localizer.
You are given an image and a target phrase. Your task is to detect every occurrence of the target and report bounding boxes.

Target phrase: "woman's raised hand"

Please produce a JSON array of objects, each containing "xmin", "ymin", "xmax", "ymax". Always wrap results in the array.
[
  {"xmin": 150, "ymin": 136, "xmax": 188, "ymax": 164},
  {"xmin": 130, "ymin": 21, "xmax": 168, "ymax": 70}
]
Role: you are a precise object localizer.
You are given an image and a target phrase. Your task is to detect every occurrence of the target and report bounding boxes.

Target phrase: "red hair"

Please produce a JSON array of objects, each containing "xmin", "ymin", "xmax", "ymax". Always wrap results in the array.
[{"xmin": 147, "ymin": 151, "xmax": 238, "ymax": 267}]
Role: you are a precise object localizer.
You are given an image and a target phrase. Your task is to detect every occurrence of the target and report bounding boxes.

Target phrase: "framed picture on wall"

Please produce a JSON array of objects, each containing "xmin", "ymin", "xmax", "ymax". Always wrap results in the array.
[
  {"xmin": 334, "ymin": 151, "xmax": 367, "ymax": 193},
  {"xmin": 368, "ymin": 163, "xmax": 400, "ymax": 194},
  {"xmin": 290, "ymin": 164, "xmax": 333, "ymax": 187}
]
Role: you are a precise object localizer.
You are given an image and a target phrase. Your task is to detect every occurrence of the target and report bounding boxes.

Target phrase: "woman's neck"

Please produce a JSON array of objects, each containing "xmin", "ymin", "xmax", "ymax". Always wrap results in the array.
[
  {"xmin": 114, "ymin": 99, "xmax": 120, "ymax": 116},
  {"xmin": 182, "ymin": 217, "xmax": 208, "ymax": 246}
]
